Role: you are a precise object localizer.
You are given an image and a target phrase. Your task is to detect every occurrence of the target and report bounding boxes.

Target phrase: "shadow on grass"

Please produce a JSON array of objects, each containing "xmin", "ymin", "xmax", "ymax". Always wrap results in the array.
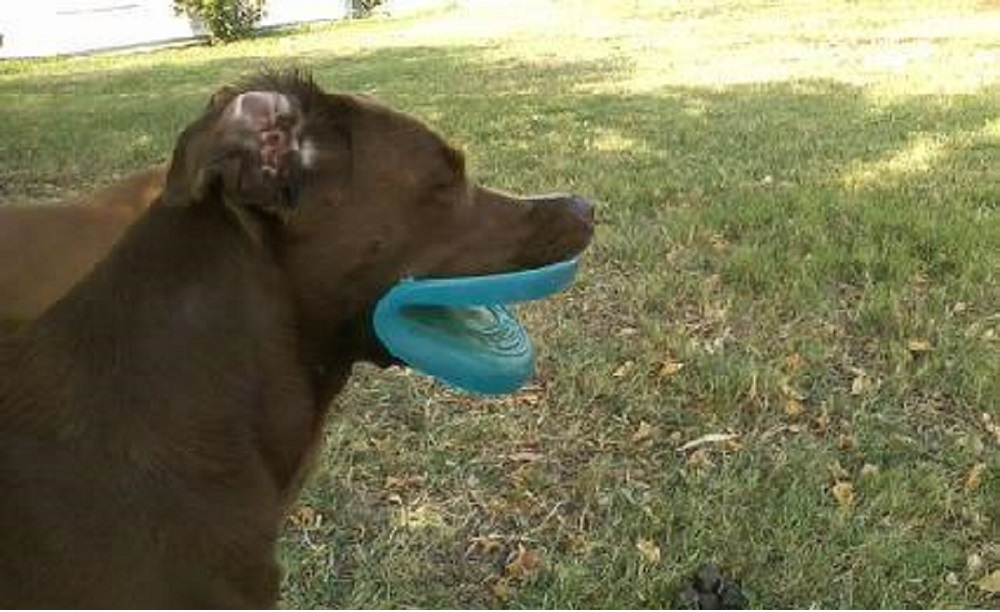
[{"xmin": 2, "ymin": 42, "xmax": 998, "ymax": 608}]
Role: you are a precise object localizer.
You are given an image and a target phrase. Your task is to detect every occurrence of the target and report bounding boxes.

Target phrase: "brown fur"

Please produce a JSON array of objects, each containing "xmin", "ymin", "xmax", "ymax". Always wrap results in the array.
[
  {"xmin": 0, "ymin": 167, "xmax": 163, "ymax": 324},
  {"xmin": 0, "ymin": 72, "xmax": 593, "ymax": 607}
]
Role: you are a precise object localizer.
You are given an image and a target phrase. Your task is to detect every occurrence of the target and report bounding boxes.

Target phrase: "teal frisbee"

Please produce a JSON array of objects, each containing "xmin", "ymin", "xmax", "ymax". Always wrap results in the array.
[{"xmin": 373, "ymin": 258, "xmax": 580, "ymax": 395}]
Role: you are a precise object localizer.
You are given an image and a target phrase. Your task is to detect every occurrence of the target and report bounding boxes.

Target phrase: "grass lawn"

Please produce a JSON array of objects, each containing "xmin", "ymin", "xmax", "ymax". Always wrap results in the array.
[{"xmin": 2, "ymin": 0, "xmax": 998, "ymax": 607}]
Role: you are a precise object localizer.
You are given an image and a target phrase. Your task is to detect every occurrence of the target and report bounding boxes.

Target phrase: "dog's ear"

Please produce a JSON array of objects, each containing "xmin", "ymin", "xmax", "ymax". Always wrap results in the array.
[{"xmin": 160, "ymin": 91, "xmax": 303, "ymax": 223}]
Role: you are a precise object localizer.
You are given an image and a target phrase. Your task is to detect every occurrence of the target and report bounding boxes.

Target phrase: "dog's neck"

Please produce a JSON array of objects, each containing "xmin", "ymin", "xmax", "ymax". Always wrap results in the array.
[{"xmin": 22, "ymin": 201, "xmax": 320, "ymax": 491}]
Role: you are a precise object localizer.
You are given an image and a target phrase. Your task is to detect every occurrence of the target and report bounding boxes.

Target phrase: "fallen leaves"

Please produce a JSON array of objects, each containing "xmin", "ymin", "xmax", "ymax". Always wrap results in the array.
[
  {"xmin": 812, "ymin": 410, "xmax": 831, "ymax": 435},
  {"xmin": 507, "ymin": 451, "xmax": 545, "ymax": 463},
  {"xmin": 631, "ymin": 421, "xmax": 657, "ymax": 445},
  {"xmin": 636, "ymin": 538, "xmax": 661, "ymax": 564},
  {"xmin": 394, "ymin": 502, "xmax": 446, "ymax": 531},
  {"xmin": 658, "ymin": 359, "xmax": 685, "ymax": 378},
  {"xmin": 836, "ymin": 432, "xmax": 856, "ymax": 451},
  {"xmin": 612, "ymin": 360, "xmax": 635, "ymax": 378},
  {"xmin": 828, "ymin": 461, "xmax": 850, "ymax": 482},
  {"xmin": 907, "ymin": 338, "xmax": 932, "ymax": 356},
  {"xmin": 289, "ymin": 505, "xmax": 323, "ymax": 530},
  {"xmin": 686, "ymin": 448, "xmax": 714, "ymax": 469},
  {"xmin": 785, "ymin": 352, "xmax": 805, "ymax": 373},
  {"xmin": 967, "ymin": 552, "xmax": 984, "ymax": 574},
  {"xmin": 615, "ymin": 326, "xmax": 639, "ymax": 338},
  {"xmin": 849, "ymin": 367, "xmax": 878, "ymax": 396},
  {"xmin": 678, "ymin": 433, "xmax": 739, "ymax": 452},
  {"xmin": 490, "ymin": 581, "xmax": 513, "ymax": 602},
  {"xmin": 831, "ymin": 481, "xmax": 855, "ymax": 509},
  {"xmin": 784, "ymin": 398, "xmax": 806, "ymax": 418},
  {"xmin": 963, "ymin": 463, "xmax": 987, "ymax": 491},
  {"xmin": 779, "ymin": 380, "xmax": 808, "ymax": 402},
  {"xmin": 860, "ymin": 463, "xmax": 880, "ymax": 479},
  {"xmin": 504, "ymin": 543, "xmax": 543, "ymax": 579},
  {"xmin": 980, "ymin": 413, "xmax": 1000, "ymax": 445},
  {"xmin": 489, "ymin": 543, "xmax": 544, "ymax": 602},
  {"xmin": 677, "ymin": 431, "xmax": 742, "ymax": 472},
  {"xmin": 976, "ymin": 570, "xmax": 1000, "ymax": 594},
  {"xmin": 384, "ymin": 474, "xmax": 426, "ymax": 492}
]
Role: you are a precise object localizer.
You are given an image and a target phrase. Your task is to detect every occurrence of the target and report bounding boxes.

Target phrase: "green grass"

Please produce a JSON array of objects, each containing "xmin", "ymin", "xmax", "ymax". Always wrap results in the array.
[{"xmin": 3, "ymin": 1, "xmax": 999, "ymax": 607}]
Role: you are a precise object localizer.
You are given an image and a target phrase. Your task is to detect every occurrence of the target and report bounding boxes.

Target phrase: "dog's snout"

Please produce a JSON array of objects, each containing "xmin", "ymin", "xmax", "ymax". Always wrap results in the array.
[
  {"xmin": 567, "ymin": 195, "xmax": 595, "ymax": 225},
  {"xmin": 529, "ymin": 193, "xmax": 596, "ymax": 227}
]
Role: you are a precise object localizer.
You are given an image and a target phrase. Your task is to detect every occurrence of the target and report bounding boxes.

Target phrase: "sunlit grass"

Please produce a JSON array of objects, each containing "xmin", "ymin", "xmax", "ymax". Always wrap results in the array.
[{"xmin": 2, "ymin": 1, "xmax": 999, "ymax": 608}]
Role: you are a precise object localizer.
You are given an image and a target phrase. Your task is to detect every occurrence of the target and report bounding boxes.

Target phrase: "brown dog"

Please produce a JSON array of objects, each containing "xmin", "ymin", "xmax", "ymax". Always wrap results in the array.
[
  {"xmin": 0, "ymin": 73, "xmax": 593, "ymax": 607},
  {"xmin": 0, "ymin": 167, "xmax": 163, "ymax": 325}
]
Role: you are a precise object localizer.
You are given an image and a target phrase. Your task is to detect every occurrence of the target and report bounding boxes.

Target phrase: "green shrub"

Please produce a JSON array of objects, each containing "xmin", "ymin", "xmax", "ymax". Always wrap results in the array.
[
  {"xmin": 352, "ymin": 0, "xmax": 385, "ymax": 18},
  {"xmin": 173, "ymin": 0, "xmax": 266, "ymax": 43}
]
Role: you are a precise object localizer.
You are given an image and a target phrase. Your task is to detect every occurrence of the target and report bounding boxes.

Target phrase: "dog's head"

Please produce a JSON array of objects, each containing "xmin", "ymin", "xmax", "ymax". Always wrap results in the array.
[{"xmin": 164, "ymin": 72, "xmax": 595, "ymax": 365}]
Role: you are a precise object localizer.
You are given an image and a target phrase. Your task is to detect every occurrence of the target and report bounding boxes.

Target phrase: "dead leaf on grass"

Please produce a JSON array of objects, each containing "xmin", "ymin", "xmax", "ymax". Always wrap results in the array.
[
  {"xmin": 491, "ymin": 579, "xmax": 513, "ymax": 602},
  {"xmin": 384, "ymin": 475, "xmax": 425, "ymax": 491},
  {"xmin": 505, "ymin": 543, "xmax": 542, "ymax": 579},
  {"xmin": 813, "ymin": 410, "xmax": 831, "ymax": 435},
  {"xmin": 636, "ymin": 538, "xmax": 661, "ymax": 564},
  {"xmin": 907, "ymin": 338, "xmax": 932, "ymax": 355},
  {"xmin": 780, "ymin": 380, "xmax": 808, "ymax": 402},
  {"xmin": 507, "ymin": 451, "xmax": 545, "ymax": 463},
  {"xmin": 860, "ymin": 463, "xmax": 880, "ymax": 478},
  {"xmin": 616, "ymin": 326, "xmax": 639, "ymax": 338},
  {"xmin": 658, "ymin": 360, "xmax": 685, "ymax": 378},
  {"xmin": 837, "ymin": 433, "xmax": 856, "ymax": 451},
  {"xmin": 466, "ymin": 535, "xmax": 506, "ymax": 559},
  {"xmin": 981, "ymin": 413, "xmax": 1000, "ymax": 443},
  {"xmin": 831, "ymin": 481, "xmax": 855, "ymax": 509},
  {"xmin": 828, "ymin": 461, "xmax": 851, "ymax": 481},
  {"xmin": 678, "ymin": 432, "xmax": 739, "ymax": 452},
  {"xmin": 709, "ymin": 233, "xmax": 729, "ymax": 253},
  {"xmin": 517, "ymin": 391, "xmax": 542, "ymax": 407},
  {"xmin": 785, "ymin": 352, "xmax": 805, "ymax": 373},
  {"xmin": 612, "ymin": 360, "xmax": 635, "ymax": 378},
  {"xmin": 967, "ymin": 552, "xmax": 984, "ymax": 574},
  {"xmin": 976, "ymin": 570, "xmax": 1000, "ymax": 594},
  {"xmin": 964, "ymin": 462, "xmax": 987, "ymax": 491},
  {"xmin": 289, "ymin": 505, "xmax": 322, "ymax": 529},
  {"xmin": 785, "ymin": 398, "xmax": 805, "ymax": 418},
  {"xmin": 686, "ymin": 448, "xmax": 714, "ymax": 469},
  {"xmin": 850, "ymin": 372, "xmax": 876, "ymax": 396},
  {"xmin": 632, "ymin": 421, "xmax": 657, "ymax": 444}
]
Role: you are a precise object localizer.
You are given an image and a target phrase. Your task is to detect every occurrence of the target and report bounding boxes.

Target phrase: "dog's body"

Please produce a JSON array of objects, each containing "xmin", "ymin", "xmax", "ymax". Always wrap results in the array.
[
  {"xmin": 0, "ymin": 167, "xmax": 163, "ymax": 324},
  {"xmin": 0, "ymin": 203, "xmax": 310, "ymax": 606},
  {"xmin": 0, "ymin": 74, "xmax": 593, "ymax": 607}
]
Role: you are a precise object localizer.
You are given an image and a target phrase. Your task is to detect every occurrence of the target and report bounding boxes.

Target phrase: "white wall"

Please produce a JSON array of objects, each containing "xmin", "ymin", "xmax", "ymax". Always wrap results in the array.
[
  {"xmin": 260, "ymin": 0, "xmax": 351, "ymax": 29},
  {"xmin": 383, "ymin": 0, "xmax": 452, "ymax": 15},
  {"xmin": 2, "ymin": 1, "xmax": 196, "ymax": 58},
  {"xmin": 0, "ymin": 0, "xmax": 357, "ymax": 59}
]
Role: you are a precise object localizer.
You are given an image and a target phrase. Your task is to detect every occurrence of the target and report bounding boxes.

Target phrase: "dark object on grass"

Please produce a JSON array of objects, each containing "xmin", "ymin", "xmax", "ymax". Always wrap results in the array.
[{"xmin": 678, "ymin": 563, "xmax": 749, "ymax": 609}]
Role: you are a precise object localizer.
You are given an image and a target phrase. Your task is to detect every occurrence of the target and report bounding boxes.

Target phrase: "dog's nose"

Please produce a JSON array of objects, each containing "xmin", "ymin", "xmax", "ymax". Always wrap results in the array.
[
  {"xmin": 567, "ymin": 195, "xmax": 596, "ymax": 225},
  {"xmin": 527, "ymin": 193, "xmax": 597, "ymax": 229}
]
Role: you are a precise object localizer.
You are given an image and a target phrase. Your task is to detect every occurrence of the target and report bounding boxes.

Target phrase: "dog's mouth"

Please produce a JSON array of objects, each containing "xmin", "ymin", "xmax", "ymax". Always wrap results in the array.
[{"xmin": 372, "ymin": 257, "xmax": 582, "ymax": 395}]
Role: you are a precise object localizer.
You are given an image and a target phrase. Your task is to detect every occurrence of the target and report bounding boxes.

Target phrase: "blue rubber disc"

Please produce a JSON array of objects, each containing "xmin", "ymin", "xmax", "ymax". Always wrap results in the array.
[{"xmin": 373, "ymin": 258, "xmax": 580, "ymax": 395}]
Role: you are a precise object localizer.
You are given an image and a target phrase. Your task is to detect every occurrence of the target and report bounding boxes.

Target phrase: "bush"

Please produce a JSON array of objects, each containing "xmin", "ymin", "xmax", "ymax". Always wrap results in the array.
[
  {"xmin": 352, "ymin": 0, "xmax": 385, "ymax": 18},
  {"xmin": 173, "ymin": 0, "xmax": 266, "ymax": 43}
]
